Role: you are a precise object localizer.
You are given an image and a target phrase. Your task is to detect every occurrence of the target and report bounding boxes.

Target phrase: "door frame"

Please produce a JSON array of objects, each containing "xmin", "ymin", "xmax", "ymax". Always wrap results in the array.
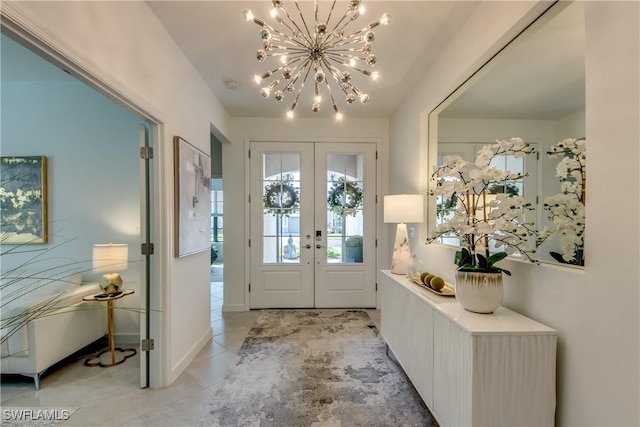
[
  {"xmin": 1, "ymin": 6, "xmax": 165, "ymax": 388},
  {"xmin": 244, "ymin": 137, "xmax": 385, "ymax": 311}
]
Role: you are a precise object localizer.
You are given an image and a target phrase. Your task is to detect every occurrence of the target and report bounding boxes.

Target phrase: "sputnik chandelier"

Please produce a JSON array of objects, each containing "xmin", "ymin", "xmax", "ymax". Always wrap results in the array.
[{"xmin": 243, "ymin": 0, "xmax": 391, "ymax": 121}]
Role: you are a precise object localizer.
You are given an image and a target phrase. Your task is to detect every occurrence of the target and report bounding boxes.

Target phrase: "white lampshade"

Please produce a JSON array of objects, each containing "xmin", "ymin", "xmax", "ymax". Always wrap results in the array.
[
  {"xmin": 384, "ymin": 194, "xmax": 424, "ymax": 224},
  {"xmin": 92, "ymin": 243, "xmax": 129, "ymax": 273}
]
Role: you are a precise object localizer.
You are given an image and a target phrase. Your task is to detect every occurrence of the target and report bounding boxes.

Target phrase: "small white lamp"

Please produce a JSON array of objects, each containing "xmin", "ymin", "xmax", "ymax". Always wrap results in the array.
[
  {"xmin": 384, "ymin": 194, "xmax": 424, "ymax": 275},
  {"xmin": 93, "ymin": 243, "xmax": 128, "ymax": 294}
]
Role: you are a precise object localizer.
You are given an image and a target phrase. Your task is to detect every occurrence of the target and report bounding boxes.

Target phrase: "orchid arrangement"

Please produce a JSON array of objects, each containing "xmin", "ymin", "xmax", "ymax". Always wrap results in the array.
[
  {"xmin": 427, "ymin": 137, "xmax": 538, "ymax": 274},
  {"xmin": 538, "ymin": 138, "xmax": 586, "ymax": 265}
]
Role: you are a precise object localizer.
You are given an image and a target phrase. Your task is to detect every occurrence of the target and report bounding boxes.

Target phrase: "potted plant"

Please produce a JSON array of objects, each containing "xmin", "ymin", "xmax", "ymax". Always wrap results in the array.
[
  {"xmin": 427, "ymin": 137, "xmax": 538, "ymax": 313},
  {"xmin": 344, "ymin": 235, "xmax": 363, "ymax": 263}
]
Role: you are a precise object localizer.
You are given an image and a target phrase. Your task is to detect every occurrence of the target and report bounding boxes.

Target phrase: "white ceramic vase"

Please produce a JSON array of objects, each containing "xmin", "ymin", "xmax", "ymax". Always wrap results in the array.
[{"xmin": 454, "ymin": 270, "xmax": 503, "ymax": 314}]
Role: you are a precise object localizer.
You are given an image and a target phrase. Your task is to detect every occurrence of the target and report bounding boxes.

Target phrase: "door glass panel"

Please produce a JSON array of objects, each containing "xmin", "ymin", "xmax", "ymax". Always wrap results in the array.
[
  {"xmin": 326, "ymin": 154, "xmax": 365, "ymax": 264},
  {"xmin": 262, "ymin": 153, "xmax": 301, "ymax": 263}
]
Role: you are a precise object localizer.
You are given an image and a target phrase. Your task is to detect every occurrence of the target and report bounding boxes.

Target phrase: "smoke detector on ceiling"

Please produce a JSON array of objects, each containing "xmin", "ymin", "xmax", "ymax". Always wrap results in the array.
[{"xmin": 224, "ymin": 80, "xmax": 240, "ymax": 90}]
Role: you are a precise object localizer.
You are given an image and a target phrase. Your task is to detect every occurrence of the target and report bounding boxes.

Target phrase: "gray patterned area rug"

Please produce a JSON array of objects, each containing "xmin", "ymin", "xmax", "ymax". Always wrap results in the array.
[{"xmin": 198, "ymin": 310, "xmax": 437, "ymax": 427}]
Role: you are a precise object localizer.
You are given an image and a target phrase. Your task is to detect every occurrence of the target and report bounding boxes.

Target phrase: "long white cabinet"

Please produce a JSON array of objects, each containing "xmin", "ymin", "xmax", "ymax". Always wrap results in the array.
[{"xmin": 379, "ymin": 270, "xmax": 557, "ymax": 426}]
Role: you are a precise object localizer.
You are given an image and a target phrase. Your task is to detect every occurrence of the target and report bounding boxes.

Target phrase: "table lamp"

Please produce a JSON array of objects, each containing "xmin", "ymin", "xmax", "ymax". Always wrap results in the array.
[
  {"xmin": 93, "ymin": 243, "xmax": 128, "ymax": 295},
  {"xmin": 384, "ymin": 194, "xmax": 424, "ymax": 275}
]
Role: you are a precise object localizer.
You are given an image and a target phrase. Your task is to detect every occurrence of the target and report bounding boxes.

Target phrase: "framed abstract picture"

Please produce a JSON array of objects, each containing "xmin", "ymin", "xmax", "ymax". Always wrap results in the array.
[
  {"xmin": 173, "ymin": 137, "xmax": 211, "ymax": 258},
  {"xmin": 0, "ymin": 156, "xmax": 48, "ymax": 244}
]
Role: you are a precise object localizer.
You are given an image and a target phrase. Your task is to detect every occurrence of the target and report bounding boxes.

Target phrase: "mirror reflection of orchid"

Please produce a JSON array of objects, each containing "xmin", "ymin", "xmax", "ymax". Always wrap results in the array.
[
  {"xmin": 428, "ymin": 137, "xmax": 537, "ymax": 274},
  {"xmin": 538, "ymin": 138, "xmax": 586, "ymax": 265}
]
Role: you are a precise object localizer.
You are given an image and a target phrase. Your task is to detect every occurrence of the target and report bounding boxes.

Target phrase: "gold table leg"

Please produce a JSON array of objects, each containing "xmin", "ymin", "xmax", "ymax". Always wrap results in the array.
[{"xmin": 85, "ymin": 299, "xmax": 136, "ymax": 368}]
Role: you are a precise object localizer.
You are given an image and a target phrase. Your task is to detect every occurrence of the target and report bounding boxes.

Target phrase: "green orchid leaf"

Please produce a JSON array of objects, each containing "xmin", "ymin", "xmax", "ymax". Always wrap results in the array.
[
  {"xmin": 477, "ymin": 253, "xmax": 488, "ymax": 269},
  {"xmin": 494, "ymin": 266, "xmax": 512, "ymax": 276},
  {"xmin": 487, "ymin": 252, "xmax": 508, "ymax": 266},
  {"xmin": 455, "ymin": 248, "xmax": 473, "ymax": 267}
]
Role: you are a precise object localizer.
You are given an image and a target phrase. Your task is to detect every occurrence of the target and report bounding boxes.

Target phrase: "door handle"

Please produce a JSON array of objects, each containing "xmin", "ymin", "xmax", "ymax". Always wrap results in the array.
[
  {"xmin": 305, "ymin": 244, "xmax": 312, "ymax": 249},
  {"xmin": 316, "ymin": 244, "xmax": 326, "ymax": 249}
]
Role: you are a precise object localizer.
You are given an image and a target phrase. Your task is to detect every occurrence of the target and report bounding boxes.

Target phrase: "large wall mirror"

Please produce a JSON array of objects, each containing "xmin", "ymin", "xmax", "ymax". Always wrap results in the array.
[{"xmin": 427, "ymin": 1, "xmax": 585, "ymax": 267}]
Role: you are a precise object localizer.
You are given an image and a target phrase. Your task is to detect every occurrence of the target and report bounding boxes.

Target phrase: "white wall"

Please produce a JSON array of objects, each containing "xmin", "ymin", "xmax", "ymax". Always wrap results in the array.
[
  {"xmin": 4, "ymin": 0, "xmax": 232, "ymax": 387},
  {"xmin": 1, "ymin": 34, "xmax": 143, "ymax": 341},
  {"xmin": 391, "ymin": 1, "xmax": 639, "ymax": 425},
  {"xmin": 224, "ymin": 117, "xmax": 390, "ymax": 311}
]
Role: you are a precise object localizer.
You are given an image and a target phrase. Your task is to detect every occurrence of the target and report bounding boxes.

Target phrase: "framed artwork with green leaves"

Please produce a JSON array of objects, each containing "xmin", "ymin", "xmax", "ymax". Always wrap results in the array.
[{"xmin": 0, "ymin": 156, "xmax": 48, "ymax": 244}]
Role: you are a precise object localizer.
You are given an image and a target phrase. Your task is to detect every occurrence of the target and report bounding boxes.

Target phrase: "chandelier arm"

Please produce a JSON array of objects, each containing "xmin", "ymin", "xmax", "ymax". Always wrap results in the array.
[
  {"xmin": 323, "ymin": 60, "xmax": 351, "ymax": 96},
  {"xmin": 320, "ymin": 69, "xmax": 342, "ymax": 118},
  {"xmin": 326, "ymin": 56, "xmax": 372, "ymax": 77},
  {"xmin": 329, "ymin": 35, "xmax": 367, "ymax": 48},
  {"xmin": 322, "ymin": 10, "xmax": 353, "ymax": 47},
  {"xmin": 313, "ymin": 0, "xmax": 339, "ymax": 48},
  {"xmin": 266, "ymin": 25, "xmax": 309, "ymax": 50},
  {"xmin": 325, "ymin": 52, "xmax": 367, "ymax": 62},
  {"xmin": 288, "ymin": 57, "xmax": 312, "ymax": 87},
  {"xmin": 260, "ymin": 55, "xmax": 306, "ymax": 84},
  {"xmin": 335, "ymin": 20, "xmax": 386, "ymax": 45},
  {"xmin": 323, "ymin": 0, "xmax": 339, "ymax": 33},
  {"xmin": 326, "ymin": 47, "xmax": 367, "ymax": 53},
  {"xmin": 292, "ymin": 1, "xmax": 315, "ymax": 44},
  {"xmin": 330, "ymin": 9, "xmax": 365, "ymax": 41},
  {"xmin": 271, "ymin": 18, "xmax": 312, "ymax": 50},
  {"xmin": 276, "ymin": 5, "xmax": 313, "ymax": 46},
  {"xmin": 290, "ymin": 62, "xmax": 314, "ymax": 113},
  {"xmin": 320, "ymin": 3, "xmax": 359, "ymax": 46}
]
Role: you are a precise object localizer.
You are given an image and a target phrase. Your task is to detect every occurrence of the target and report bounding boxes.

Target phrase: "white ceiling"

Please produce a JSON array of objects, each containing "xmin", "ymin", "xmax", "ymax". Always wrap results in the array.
[
  {"xmin": 2, "ymin": 2, "xmax": 585, "ymax": 122},
  {"xmin": 146, "ymin": 1, "xmax": 481, "ymax": 119}
]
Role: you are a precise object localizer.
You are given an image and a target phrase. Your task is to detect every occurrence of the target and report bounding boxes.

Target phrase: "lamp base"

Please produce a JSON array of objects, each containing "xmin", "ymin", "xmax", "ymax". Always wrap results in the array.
[{"xmin": 391, "ymin": 223, "xmax": 411, "ymax": 275}]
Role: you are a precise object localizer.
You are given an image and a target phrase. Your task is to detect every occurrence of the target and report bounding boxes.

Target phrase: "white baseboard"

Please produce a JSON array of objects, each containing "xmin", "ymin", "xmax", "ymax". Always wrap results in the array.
[
  {"xmin": 115, "ymin": 332, "xmax": 141, "ymax": 345},
  {"xmin": 222, "ymin": 303, "xmax": 247, "ymax": 312},
  {"xmin": 170, "ymin": 327, "xmax": 213, "ymax": 383}
]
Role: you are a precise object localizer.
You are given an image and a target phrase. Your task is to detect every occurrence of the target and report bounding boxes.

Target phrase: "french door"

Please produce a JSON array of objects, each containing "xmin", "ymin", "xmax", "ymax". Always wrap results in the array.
[{"xmin": 249, "ymin": 142, "xmax": 377, "ymax": 308}]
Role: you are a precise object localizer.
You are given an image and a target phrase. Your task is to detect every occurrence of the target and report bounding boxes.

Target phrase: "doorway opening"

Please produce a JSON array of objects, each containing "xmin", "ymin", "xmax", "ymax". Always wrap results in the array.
[{"xmin": 210, "ymin": 134, "xmax": 224, "ymax": 320}]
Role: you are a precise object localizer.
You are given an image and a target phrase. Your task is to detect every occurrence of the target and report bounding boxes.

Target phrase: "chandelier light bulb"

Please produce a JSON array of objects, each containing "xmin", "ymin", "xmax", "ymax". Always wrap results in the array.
[{"xmin": 244, "ymin": 0, "xmax": 389, "ymax": 119}]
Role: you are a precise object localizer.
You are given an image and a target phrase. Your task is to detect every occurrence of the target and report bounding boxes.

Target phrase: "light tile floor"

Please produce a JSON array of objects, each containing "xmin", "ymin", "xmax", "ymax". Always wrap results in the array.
[{"xmin": 1, "ymin": 277, "xmax": 382, "ymax": 426}]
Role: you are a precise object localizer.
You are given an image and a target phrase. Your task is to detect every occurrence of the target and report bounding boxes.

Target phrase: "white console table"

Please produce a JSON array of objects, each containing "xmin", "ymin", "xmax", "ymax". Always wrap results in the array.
[{"xmin": 379, "ymin": 270, "xmax": 557, "ymax": 427}]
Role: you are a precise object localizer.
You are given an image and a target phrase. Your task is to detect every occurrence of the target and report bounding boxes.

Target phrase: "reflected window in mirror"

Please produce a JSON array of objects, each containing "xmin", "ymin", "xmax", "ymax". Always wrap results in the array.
[
  {"xmin": 426, "ymin": 1, "xmax": 585, "ymax": 267},
  {"xmin": 434, "ymin": 141, "xmax": 538, "ymax": 253}
]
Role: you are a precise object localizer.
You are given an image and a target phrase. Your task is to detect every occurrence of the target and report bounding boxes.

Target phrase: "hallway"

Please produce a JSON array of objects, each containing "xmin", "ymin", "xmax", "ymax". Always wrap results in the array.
[{"xmin": 1, "ymin": 269, "xmax": 381, "ymax": 426}]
